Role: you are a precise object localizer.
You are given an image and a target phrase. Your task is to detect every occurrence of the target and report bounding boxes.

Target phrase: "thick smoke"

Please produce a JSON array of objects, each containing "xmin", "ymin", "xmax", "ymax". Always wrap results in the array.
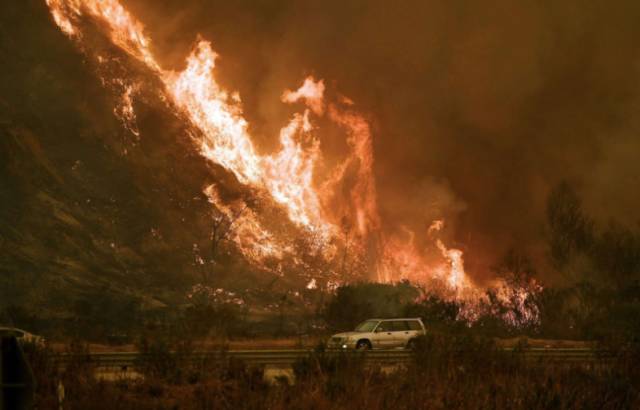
[{"xmin": 87, "ymin": 0, "xmax": 640, "ymax": 282}]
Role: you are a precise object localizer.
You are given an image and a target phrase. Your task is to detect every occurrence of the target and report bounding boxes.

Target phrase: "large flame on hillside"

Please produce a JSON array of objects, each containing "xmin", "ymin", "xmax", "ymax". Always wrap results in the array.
[{"xmin": 45, "ymin": 0, "xmax": 540, "ymax": 323}]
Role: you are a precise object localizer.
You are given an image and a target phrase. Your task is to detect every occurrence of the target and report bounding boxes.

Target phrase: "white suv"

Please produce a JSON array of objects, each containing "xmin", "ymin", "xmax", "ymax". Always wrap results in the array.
[{"xmin": 327, "ymin": 318, "xmax": 426, "ymax": 350}]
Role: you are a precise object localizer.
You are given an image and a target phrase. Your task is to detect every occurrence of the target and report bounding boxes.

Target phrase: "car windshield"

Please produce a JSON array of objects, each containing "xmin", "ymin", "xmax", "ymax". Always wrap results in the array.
[{"xmin": 354, "ymin": 320, "xmax": 378, "ymax": 332}]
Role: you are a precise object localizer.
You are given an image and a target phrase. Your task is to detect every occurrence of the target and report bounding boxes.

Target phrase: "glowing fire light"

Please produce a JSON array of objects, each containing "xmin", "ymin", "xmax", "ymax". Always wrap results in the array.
[{"xmin": 44, "ymin": 0, "xmax": 541, "ymax": 325}]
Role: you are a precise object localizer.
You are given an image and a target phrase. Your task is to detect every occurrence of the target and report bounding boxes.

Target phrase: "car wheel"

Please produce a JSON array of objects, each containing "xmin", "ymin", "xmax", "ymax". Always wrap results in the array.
[
  {"xmin": 406, "ymin": 339, "xmax": 417, "ymax": 350},
  {"xmin": 356, "ymin": 340, "xmax": 371, "ymax": 350}
]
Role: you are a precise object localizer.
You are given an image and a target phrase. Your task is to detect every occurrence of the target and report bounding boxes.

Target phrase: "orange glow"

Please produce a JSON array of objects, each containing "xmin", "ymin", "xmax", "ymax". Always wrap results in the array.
[
  {"xmin": 204, "ymin": 185, "xmax": 284, "ymax": 264},
  {"xmin": 113, "ymin": 82, "xmax": 140, "ymax": 137},
  {"xmin": 167, "ymin": 41, "xmax": 263, "ymax": 185},
  {"xmin": 282, "ymin": 77, "xmax": 325, "ymax": 116},
  {"xmin": 45, "ymin": 0, "xmax": 541, "ymax": 324},
  {"xmin": 377, "ymin": 221, "xmax": 475, "ymax": 298}
]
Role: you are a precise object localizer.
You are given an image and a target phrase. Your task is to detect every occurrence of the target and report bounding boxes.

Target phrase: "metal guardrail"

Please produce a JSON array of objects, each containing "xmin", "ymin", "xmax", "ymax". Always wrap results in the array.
[
  {"xmin": 54, "ymin": 348, "xmax": 613, "ymax": 369},
  {"xmin": 504, "ymin": 347, "xmax": 615, "ymax": 363}
]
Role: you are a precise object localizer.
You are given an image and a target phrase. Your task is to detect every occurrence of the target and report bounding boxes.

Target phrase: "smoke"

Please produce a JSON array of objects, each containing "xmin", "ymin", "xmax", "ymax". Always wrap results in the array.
[
  {"xmin": 381, "ymin": 177, "xmax": 466, "ymax": 243},
  {"xmin": 44, "ymin": 0, "xmax": 640, "ymax": 283}
]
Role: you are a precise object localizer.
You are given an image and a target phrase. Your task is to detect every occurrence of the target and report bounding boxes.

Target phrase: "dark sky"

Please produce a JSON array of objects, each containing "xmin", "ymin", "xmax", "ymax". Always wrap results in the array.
[{"xmin": 120, "ymin": 0, "xmax": 640, "ymax": 278}]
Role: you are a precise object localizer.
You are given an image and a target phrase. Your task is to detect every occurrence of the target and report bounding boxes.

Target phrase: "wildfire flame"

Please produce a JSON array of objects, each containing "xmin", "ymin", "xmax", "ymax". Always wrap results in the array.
[{"xmin": 45, "ymin": 0, "xmax": 541, "ymax": 325}]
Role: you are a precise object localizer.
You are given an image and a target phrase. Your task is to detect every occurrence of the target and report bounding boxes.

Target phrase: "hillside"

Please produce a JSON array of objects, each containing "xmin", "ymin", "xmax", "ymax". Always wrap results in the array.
[{"xmin": 0, "ymin": 2, "xmax": 290, "ymax": 329}]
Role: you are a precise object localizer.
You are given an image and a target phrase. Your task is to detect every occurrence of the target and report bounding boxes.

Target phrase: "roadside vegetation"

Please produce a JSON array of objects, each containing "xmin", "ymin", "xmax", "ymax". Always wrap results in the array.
[{"xmin": 23, "ymin": 331, "xmax": 640, "ymax": 409}]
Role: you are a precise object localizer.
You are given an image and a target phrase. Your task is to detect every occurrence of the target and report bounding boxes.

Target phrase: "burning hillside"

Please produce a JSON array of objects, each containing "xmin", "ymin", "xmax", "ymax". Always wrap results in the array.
[
  {"xmin": 5, "ymin": 3, "xmax": 640, "ymax": 408},
  {"xmin": 43, "ymin": 0, "xmax": 540, "ymax": 323}
]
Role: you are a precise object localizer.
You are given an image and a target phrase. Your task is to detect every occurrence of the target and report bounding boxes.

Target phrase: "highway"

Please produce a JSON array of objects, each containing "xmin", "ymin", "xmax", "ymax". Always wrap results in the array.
[{"xmin": 55, "ymin": 347, "xmax": 612, "ymax": 369}]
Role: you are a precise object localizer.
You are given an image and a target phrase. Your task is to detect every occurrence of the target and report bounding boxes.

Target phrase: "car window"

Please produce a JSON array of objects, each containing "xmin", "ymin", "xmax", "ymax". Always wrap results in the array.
[
  {"xmin": 390, "ymin": 321, "xmax": 409, "ymax": 331},
  {"xmin": 355, "ymin": 320, "xmax": 379, "ymax": 332},
  {"xmin": 406, "ymin": 320, "xmax": 422, "ymax": 331},
  {"xmin": 376, "ymin": 321, "xmax": 391, "ymax": 332}
]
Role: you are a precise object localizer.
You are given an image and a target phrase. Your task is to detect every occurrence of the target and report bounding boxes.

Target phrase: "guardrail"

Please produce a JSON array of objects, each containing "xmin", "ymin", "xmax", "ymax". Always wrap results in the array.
[{"xmin": 54, "ymin": 348, "xmax": 613, "ymax": 369}]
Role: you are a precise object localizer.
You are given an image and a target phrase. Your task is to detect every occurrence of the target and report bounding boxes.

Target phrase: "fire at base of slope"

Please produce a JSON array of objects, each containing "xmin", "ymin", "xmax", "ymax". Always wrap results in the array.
[{"xmin": 45, "ymin": 0, "xmax": 542, "ymax": 326}]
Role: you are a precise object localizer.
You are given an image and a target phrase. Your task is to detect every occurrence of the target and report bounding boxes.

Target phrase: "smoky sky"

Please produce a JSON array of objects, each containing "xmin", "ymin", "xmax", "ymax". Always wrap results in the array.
[{"xmin": 120, "ymin": 0, "xmax": 640, "ymax": 280}]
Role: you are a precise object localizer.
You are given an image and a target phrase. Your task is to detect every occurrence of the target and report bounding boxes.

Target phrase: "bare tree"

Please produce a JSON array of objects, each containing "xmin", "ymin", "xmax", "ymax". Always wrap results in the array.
[{"xmin": 199, "ymin": 204, "xmax": 247, "ymax": 285}]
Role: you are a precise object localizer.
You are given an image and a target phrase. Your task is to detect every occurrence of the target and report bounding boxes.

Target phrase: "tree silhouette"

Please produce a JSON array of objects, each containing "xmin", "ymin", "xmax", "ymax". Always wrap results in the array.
[{"xmin": 546, "ymin": 181, "xmax": 593, "ymax": 270}]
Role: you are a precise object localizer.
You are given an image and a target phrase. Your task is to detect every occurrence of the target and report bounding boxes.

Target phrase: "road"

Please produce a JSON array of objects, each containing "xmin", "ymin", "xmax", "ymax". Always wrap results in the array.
[{"xmin": 56, "ymin": 347, "xmax": 611, "ymax": 369}]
